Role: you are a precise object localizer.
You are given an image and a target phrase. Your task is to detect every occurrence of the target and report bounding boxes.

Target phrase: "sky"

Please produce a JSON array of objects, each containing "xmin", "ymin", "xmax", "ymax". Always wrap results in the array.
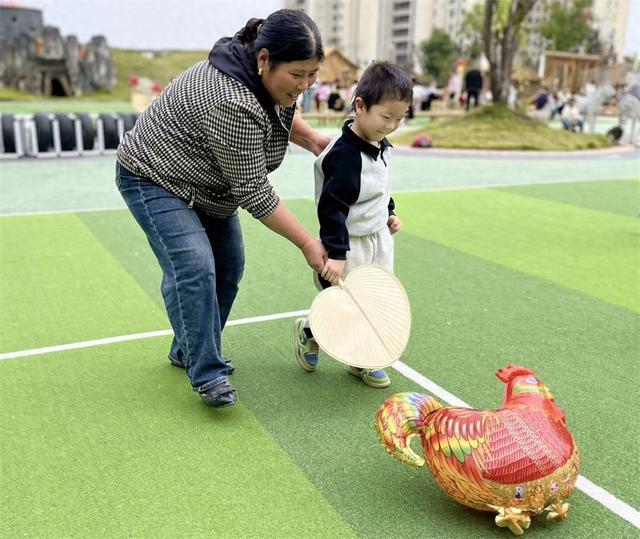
[
  {"xmin": 626, "ymin": 0, "xmax": 640, "ymax": 56},
  {"xmin": 4, "ymin": 0, "xmax": 282, "ymax": 50},
  {"xmin": 3, "ymin": 0, "xmax": 639, "ymax": 56}
]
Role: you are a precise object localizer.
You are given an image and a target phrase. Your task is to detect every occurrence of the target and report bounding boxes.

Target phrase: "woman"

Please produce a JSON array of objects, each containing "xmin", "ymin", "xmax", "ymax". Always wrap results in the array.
[{"xmin": 116, "ymin": 9, "xmax": 329, "ymax": 409}]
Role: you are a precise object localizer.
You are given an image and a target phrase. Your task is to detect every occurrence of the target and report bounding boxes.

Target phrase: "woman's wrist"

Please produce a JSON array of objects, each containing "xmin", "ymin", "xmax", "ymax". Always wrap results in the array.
[{"xmin": 298, "ymin": 234, "xmax": 317, "ymax": 251}]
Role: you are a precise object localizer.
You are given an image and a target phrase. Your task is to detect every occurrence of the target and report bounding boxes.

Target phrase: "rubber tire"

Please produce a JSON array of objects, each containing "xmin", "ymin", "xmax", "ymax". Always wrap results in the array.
[
  {"xmin": 1, "ymin": 114, "xmax": 16, "ymax": 153},
  {"xmin": 55, "ymin": 113, "xmax": 76, "ymax": 151},
  {"xmin": 76, "ymin": 113, "xmax": 95, "ymax": 150},
  {"xmin": 99, "ymin": 113, "xmax": 119, "ymax": 149},
  {"xmin": 118, "ymin": 112, "xmax": 137, "ymax": 132},
  {"xmin": 34, "ymin": 113, "xmax": 53, "ymax": 152}
]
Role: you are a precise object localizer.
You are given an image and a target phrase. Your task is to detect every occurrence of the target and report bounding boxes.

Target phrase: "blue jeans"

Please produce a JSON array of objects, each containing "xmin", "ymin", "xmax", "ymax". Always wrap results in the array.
[
  {"xmin": 562, "ymin": 118, "xmax": 583, "ymax": 132},
  {"xmin": 116, "ymin": 162, "xmax": 245, "ymax": 392}
]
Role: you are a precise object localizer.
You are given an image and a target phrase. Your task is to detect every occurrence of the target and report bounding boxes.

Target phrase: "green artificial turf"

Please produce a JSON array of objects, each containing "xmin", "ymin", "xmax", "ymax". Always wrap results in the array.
[
  {"xmin": 0, "ymin": 214, "xmax": 167, "ymax": 352},
  {"xmin": 1, "ymin": 180, "xmax": 639, "ymax": 537},
  {"xmin": 396, "ymin": 189, "xmax": 640, "ymax": 312},
  {"xmin": 500, "ymin": 179, "xmax": 640, "ymax": 218},
  {"xmin": 0, "ymin": 339, "xmax": 355, "ymax": 537}
]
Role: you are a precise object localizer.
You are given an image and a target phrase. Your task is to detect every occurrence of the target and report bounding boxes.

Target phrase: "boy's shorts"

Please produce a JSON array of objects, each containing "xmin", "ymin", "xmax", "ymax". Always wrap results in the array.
[{"xmin": 315, "ymin": 227, "xmax": 394, "ymax": 290}]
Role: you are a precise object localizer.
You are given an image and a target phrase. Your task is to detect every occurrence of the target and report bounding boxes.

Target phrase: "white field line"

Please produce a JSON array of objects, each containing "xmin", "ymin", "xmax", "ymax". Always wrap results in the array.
[
  {"xmin": 1, "ymin": 176, "xmax": 632, "ymax": 218},
  {"xmin": 0, "ymin": 309, "xmax": 638, "ymax": 529},
  {"xmin": 0, "ymin": 206, "xmax": 127, "ymax": 218},
  {"xmin": 0, "ymin": 309, "xmax": 308, "ymax": 361}
]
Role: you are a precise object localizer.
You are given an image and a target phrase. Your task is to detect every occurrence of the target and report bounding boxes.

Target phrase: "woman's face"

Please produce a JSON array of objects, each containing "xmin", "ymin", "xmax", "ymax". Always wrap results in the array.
[{"xmin": 258, "ymin": 50, "xmax": 320, "ymax": 107}]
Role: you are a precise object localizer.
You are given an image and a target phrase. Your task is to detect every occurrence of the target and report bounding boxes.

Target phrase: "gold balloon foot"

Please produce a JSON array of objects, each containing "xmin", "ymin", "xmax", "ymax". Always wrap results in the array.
[
  {"xmin": 545, "ymin": 501, "xmax": 570, "ymax": 521},
  {"xmin": 490, "ymin": 506, "xmax": 531, "ymax": 536}
]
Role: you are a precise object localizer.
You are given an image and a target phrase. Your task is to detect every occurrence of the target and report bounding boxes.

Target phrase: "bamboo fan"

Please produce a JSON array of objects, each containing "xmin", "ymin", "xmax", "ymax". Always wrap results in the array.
[{"xmin": 308, "ymin": 265, "xmax": 411, "ymax": 369}]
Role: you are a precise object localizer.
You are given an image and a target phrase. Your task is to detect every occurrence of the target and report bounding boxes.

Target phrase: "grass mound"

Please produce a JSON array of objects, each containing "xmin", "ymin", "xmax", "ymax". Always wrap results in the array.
[{"xmin": 392, "ymin": 104, "xmax": 611, "ymax": 151}]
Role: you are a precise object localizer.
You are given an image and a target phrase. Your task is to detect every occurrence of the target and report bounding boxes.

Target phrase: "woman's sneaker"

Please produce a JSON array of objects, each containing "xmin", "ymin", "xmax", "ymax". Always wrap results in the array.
[
  {"xmin": 293, "ymin": 318, "xmax": 319, "ymax": 372},
  {"xmin": 199, "ymin": 379, "xmax": 237, "ymax": 408},
  {"xmin": 348, "ymin": 366, "xmax": 391, "ymax": 388}
]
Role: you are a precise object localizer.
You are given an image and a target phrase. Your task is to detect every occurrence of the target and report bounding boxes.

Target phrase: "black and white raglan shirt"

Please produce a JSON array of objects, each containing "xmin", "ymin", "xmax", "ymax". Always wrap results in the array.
[
  {"xmin": 117, "ymin": 36, "xmax": 294, "ymax": 219},
  {"xmin": 314, "ymin": 120, "xmax": 396, "ymax": 260}
]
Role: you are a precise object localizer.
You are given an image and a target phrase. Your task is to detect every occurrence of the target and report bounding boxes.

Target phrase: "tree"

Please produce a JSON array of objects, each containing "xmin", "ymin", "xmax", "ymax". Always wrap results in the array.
[
  {"xmin": 420, "ymin": 29, "xmax": 460, "ymax": 86},
  {"xmin": 537, "ymin": 0, "xmax": 593, "ymax": 52},
  {"xmin": 584, "ymin": 27, "xmax": 604, "ymax": 55},
  {"xmin": 460, "ymin": 3, "xmax": 485, "ymax": 59},
  {"xmin": 484, "ymin": 0, "xmax": 538, "ymax": 104}
]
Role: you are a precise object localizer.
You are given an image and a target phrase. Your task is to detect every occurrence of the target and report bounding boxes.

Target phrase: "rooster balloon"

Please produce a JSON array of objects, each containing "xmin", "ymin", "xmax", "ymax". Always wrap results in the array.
[{"xmin": 375, "ymin": 365, "xmax": 579, "ymax": 535}]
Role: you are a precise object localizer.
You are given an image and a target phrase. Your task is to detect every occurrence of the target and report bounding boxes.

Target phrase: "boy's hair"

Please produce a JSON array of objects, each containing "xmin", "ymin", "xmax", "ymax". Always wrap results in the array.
[{"xmin": 353, "ymin": 62, "xmax": 413, "ymax": 109}]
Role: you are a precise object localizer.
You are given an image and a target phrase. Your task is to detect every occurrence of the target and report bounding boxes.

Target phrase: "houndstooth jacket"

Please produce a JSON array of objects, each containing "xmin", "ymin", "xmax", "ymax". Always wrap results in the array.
[{"xmin": 117, "ymin": 58, "xmax": 295, "ymax": 219}]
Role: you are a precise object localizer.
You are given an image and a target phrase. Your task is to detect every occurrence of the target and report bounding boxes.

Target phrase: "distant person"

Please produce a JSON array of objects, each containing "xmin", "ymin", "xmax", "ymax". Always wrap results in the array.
[
  {"xmin": 561, "ymin": 97, "xmax": 584, "ymax": 132},
  {"xmin": 531, "ymin": 86, "xmax": 554, "ymax": 120},
  {"xmin": 532, "ymin": 87, "xmax": 549, "ymax": 110},
  {"xmin": 446, "ymin": 69, "xmax": 463, "ymax": 108},
  {"xmin": 423, "ymin": 80, "xmax": 440, "ymax": 110},
  {"xmin": 339, "ymin": 83, "xmax": 352, "ymax": 112},
  {"xmin": 345, "ymin": 79, "xmax": 358, "ymax": 111},
  {"xmin": 328, "ymin": 81, "xmax": 342, "ymax": 111},
  {"xmin": 552, "ymin": 87, "xmax": 570, "ymax": 118},
  {"xmin": 316, "ymin": 81, "xmax": 331, "ymax": 112},
  {"xmin": 302, "ymin": 80, "xmax": 319, "ymax": 112},
  {"xmin": 293, "ymin": 61, "xmax": 412, "ymax": 389},
  {"xmin": 116, "ymin": 9, "xmax": 330, "ymax": 409},
  {"xmin": 411, "ymin": 79, "xmax": 426, "ymax": 116},
  {"xmin": 464, "ymin": 68, "xmax": 483, "ymax": 111}
]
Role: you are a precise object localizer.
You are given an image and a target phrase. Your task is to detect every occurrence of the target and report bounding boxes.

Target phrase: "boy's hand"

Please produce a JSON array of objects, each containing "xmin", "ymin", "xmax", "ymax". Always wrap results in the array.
[
  {"xmin": 321, "ymin": 258, "xmax": 346, "ymax": 284},
  {"xmin": 387, "ymin": 215, "xmax": 402, "ymax": 234}
]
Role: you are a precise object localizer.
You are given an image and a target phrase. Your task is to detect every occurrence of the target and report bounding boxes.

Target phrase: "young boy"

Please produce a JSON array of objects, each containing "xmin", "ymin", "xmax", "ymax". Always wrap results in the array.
[{"xmin": 293, "ymin": 62, "xmax": 412, "ymax": 388}]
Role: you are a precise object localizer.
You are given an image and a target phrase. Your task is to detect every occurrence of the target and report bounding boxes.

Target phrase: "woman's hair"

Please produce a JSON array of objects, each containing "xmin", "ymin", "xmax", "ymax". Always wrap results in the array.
[
  {"xmin": 354, "ymin": 62, "xmax": 413, "ymax": 108},
  {"xmin": 235, "ymin": 9, "xmax": 323, "ymax": 67}
]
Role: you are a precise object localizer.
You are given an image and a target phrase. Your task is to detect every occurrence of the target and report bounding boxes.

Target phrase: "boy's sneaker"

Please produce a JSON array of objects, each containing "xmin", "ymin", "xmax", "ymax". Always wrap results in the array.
[
  {"xmin": 293, "ymin": 318, "xmax": 319, "ymax": 372},
  {"xmin": 348, "ymin": 366, "xmax": 391, "ymax": 388}
]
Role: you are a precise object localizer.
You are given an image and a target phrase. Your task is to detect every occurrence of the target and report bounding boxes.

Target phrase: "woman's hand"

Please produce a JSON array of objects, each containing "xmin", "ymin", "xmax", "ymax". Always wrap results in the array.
[
  {"xmin": 320, "ymin": 258, "xmax": 346, "ymax": 284},
  {"xmin": 387, "ymin": 215, "xmax": 402, "ymax": 234},
  {"xmin": 300, "ymin": 238, "xmax": 327, "ymax": 272}
]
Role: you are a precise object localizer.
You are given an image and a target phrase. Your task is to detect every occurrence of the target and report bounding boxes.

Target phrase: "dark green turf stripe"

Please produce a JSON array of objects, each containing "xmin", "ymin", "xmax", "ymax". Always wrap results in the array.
[
  {"xmin": 0, "ymin": 214, "xmax": 167, "ymax": 352},
  {"xmin": 499, "ymin": 179, "xmax": 640, "ymax": 218},
  {"xmin": 0, "ymin": 340, "xmax": 355, "ymax": 537},
  {"xmin": 396, "ymin": 189, "xmax": 640, "ymax": 312}
]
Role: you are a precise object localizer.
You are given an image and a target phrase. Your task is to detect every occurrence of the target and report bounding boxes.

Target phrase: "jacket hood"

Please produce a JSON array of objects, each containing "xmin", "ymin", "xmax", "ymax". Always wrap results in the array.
[{"xmin": 208, "ymin": 37, "xmax": 277, "ymax": 118}]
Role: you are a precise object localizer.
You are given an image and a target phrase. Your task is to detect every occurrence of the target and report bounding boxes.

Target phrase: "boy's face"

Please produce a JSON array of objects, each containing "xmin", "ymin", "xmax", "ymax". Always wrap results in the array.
[{"xmin": 353, "ymin": 97, "xmax": 410, "ymax": 144}]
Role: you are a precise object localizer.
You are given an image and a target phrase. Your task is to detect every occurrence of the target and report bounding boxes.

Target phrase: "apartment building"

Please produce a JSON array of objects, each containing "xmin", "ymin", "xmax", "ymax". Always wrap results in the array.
[
  {"xmin": 284, "ymin": 0, "xmax": 632, "ymax": 74},
  {"xmin": 592, "ymin": 0, "xmax": 630, "ymax": 61},
  {"xmin": 284, "ymin": 0, "xmax": 439, "ymax": 73}
]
